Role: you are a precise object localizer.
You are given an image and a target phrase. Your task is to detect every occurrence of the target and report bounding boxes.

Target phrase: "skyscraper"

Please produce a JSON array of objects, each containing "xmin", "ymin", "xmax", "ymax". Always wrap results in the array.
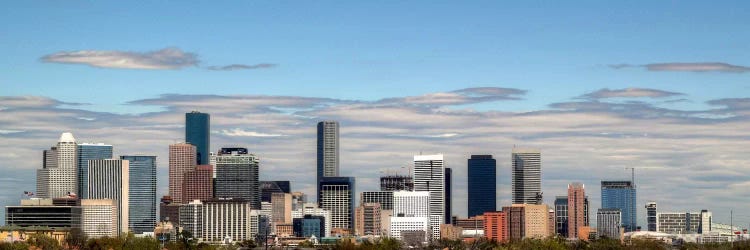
[
  {"xmin": 88, "ymin": 159, "xmax": 129, "ymax": 233},
  {"xmin": 645, "ymin": 202, "xmax": 657, "ymax": 231},
  {"xmin": 318, "ymin": 176, "xmax": 355, "ymax": 231},
  {"xmin": 169, "ymin": 143, "xmax": 196, "ymax": 204},
  {"xmin": 554, "ymin": 195, "xmax": 590, "ymax": 237},
  {"xmin": 468, "ymin": 155, "xmax": 496, "ymax": 217},
  {"xmin": 272, "ymin": 193, "xmax": 293, "ymax": 225},
  {"xmin": 511, "ymin": 148, "xmax": 541, "ymax": 205},
  {"xmin": 185, "ymin": 111, "xmax": 210, "ymax": 165},
  {"xmin": 444, "ymin": 167, "xmax": 452, "ymax": 224},
  {"xmin": 413, "ymin": 154, "xmax": 444, "ymax": 239},
  {"xmin": 214, "ymin": 147, "xmax": 261, "ymax": 209},
  {"xmin": 601, "ymin": 180, "xmax": 636, "ymax": 232},
  {"xmin": 567, "ymin": 183, "xmax": 585, "ymax": 239},
  {"xmin": 361, "ymin": 191, "xmax": 394, "ymax": 210},
  {"xmin": 183, "ymin": 165, "xmax": 214, "ymax": 202},
  {"xmin": 39, "ymin": 133, "xmax": 78, "ymax": 199},
  {"xmin": 121, "ymin": 155, "xmax": 157, "ymax": 234},
  {"xmin": 317, "ymin": 121, "xmax": 339, "ymax": 183},
  {"xmin": 390, "ymin": 191, "xmax": 431, "ymax": 242},
  {"xmin": 355, "ymin": 203, "xmax": 382, "ymax": 236},
  {"xmin": 596, "ymin": 208, "xmax": 622, "ymax": 239},
  {"xmin": 261, "ymin": 181, "xmax": 291, "ymax": 202},
  {"xmin": 78, "ymin": 143, "xmax": 113, "ymax": 199}
]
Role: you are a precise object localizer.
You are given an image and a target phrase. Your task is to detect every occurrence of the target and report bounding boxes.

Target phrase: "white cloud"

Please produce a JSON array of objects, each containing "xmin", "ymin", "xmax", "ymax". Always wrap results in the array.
[
  {"xmin": 219, "ymin": 128, "xmax": 286, "ymax": 137},
  {"xmin": 41, "ymin": 48, "xmax": 199, "ymax": 70}
]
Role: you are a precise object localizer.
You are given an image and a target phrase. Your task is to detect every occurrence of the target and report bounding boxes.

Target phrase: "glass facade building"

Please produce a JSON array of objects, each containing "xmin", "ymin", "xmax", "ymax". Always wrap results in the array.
[
  {"xmin": 77, "ymin": 143, "xmax": 113, "ymax": 199},
  {"xmin": 601, "ymin": 181, "xmax": 636, "ymax": 232},
  {"xmin": 467, "ymin": 155, "xmax": 496, "ymax": 217},
  {"xmin": 121, "ymin": 155, "xmax": 157, "ymax": 234},
  {"xmin": 215, "ymin": 148, "xmax": 261, "ymax": 209},
  {"xmin": 185, "ymin": 111, "xmax": 210, "ymax": 165}
]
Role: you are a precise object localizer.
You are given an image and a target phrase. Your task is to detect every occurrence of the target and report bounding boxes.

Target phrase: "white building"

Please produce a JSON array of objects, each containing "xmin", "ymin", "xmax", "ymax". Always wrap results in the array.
[
  {"xmin": 413, "ymin": 154, "xmax": 444, "ymax": 239},
  {"xmin": 36, "ymin": 133, "xmax": 78, "ymax": 199},
  {"xmin": 657, "ymin": 210, "xmax": 711, "ymax": 234},
  {"xmin": 390, "ymin": 217, "xmax": 430, "ymax": 242},
  {"xmin": 179, "ymin": 200, "xmax": 203, "ymax": 241},
  {"xmin": 88, "ymin": 159, "xmax": 129, "ymax": 233},
  {"xmin": 597, "ymin": 208, "xmax": 622, "ymax": 239},
  {"xmin": 81, "ymin": 199, "xmax": 118, "ymax": 238},
  {"xmin": 511, "ymin": 148, "xmax": 542, "ymax": 205},
  {"xmin": 390, "ymin": 191, "xmax": 431, "ymax": 241},
  {"xmin": 292, "ymin": 203, "xmax": 332, "ymax": 237},
  {"xmin": 202, "ymin": 199, "xmax": 256, "ymax": 243}
]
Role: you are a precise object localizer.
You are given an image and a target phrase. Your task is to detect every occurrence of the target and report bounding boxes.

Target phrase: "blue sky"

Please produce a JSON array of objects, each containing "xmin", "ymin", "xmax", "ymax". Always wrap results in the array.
[{"xmin": 2, "ymin": 1, "xmax": 750, "ymax": 227}]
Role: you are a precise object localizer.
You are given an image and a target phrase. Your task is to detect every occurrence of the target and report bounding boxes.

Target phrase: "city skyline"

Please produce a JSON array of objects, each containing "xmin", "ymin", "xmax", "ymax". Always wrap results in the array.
[{"xmin": 1, "ymin": 1, "xmax": 750, "ymax": 230}]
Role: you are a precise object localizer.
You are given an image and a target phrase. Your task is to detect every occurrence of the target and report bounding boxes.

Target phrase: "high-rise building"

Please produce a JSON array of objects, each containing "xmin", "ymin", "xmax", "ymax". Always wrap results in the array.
[
  {"xmin": 656, "ymin": 210, "xmax": 712, "ymax": 234},
  {"xmin": 645, "ymin": 202, "xmax": 657, "ymax": 231},
  {"xmin": 169, "ymin": 143, "xmax": 196, "ymax": 204},
  {"xmin": 185, "ymin": 111, "xmax": 210, "ymax": 165},
  {"xmin": 214, "ymin": 147, "xmax": 261, "ymax": 209},
  {"xmin": 380, "ymin": 175, "xmax": 413, "ymax": 191},
  {"xmin": 554, "ymin": 196, "xmax": 589, "ymax": 237},
  {"xmin": 511, "ymin": 148, "xmax": 541, "ymax": 205},
  {"xmin": 317, "ymin": 121, "xmax": 339, "ymax": 202},
  {"xmin": 567, "ymin": 183, "xmax": 585, "ymax": 239},
  {"xmin": 483, "ymin": 211, "xmax": 508, "ymax": 243},
  {"xmin": 201, "ymin": 199, "xmax": 257, "ymax": 243},
  {"xmin": 183, "ymin": 165, "xmax": 213, "ymax": 202},
  {"xmin": 43, "ymin": 146, "xmax": 58, "ymax": 169},
  {"xmin": 318, "ymin": 177, "xmax": 355, "ymax": 231},
  {"xmin": 292, "ymin": 203, "xmax": 332, "ymax": 237},
  {"xmin": 120, "ymin": 155, "xmax": 157, "ymax": 234},
  {"xmin": 601, "ymin": 180, "xmax": 636, "ymax": 232},
  {"xmin": 501, "ymin": 204, "xmax": 550, "ymax": 240},
  {"xmin": 361, "ymin": 191, "xmax": 394, "ymax": 210},
  {"xmin": 355, "ymin": 203, "xmax": 382, "ymax": 236},
  {"xmin": 271, "ymin": 193, "xmax": 293, "ymax": 225},
  {"xmin": 159, "ymin": 196, "xmax": 180, "ymax": 225},
  {"xmin": 78, "ymin": 143, "xmax": 113, "ymax": 199},
  {"xmin": 81, "ymin": 199, "xmax": 118, "ymax": 238},
  {"xmin": 468, "ymin": 155, "xmax": 496, "ymax": 217},
  {"xmin": 597, "ymin": 208, "xmax": 622, "ymax": 239},
  {"xmin": 413, "ymin": 154, "xmax": 445, "ymax": 239},
  {"xmin": 37, "ymin": 133, "xmax": 78, "ymax": 199},
  {"xmin": 445, "ymin": 167, "xmax": 452, "ymax": 224},
  {"xmin": 503, "ymin": 205, "xmax": 525, "ymax": 241},
  {"xmin": 88, "ymin": 159, "xmax": 129, "ymax": 233},
  {"xmin": 260, "ymin": 181, "xmax": 291, "ymax": 202},
  {"xmin": 390, "ymin": 191, "xmax": 431, "ymax": 242},
  {"xmin": 179, "ymin": 200, "xmax": 203, "ymax": 241},
  {"xmin": 5, "ymin": 199, "xmax": 81, "ymax": 230}
]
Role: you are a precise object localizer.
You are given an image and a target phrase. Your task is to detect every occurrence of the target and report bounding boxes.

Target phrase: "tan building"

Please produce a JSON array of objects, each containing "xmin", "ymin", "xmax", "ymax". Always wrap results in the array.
[
  {"xmin": 275, "ymin": 224, "xmax": 293, "ymax": 237},
  {"xmin": 169, "ymin": 143, "xmax": 196, "ymax": 204},
  {"xmin": 522, "ymin": 204, "xmax": 550, "ymax": 239},
  {"xmin": 440, "ymin": 224, "xmax": 462, "ymax": 240},
  {"xmin": 81, "ymin": 199, "xmax": 118, "ymax": 238},
  {"xmin": 548, "ymin": 209, "xmax": 556, "ymax": 237},
  {"xmin": 355, "ymin": 203, "xmax": 381, "ymax": 236},
  {"xmin": 380, "ymin": 210, "xmax": 392, "ymax": 236},
  {"xmin": 272, "ymin": 193, "xmax": 292, "ymax": 224}
]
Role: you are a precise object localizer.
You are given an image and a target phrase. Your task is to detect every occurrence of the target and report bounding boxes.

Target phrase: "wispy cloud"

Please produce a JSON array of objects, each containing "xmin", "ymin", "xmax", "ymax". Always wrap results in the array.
[
  {"xmin": 40, "ymin": 47, "xmax": 199, "ymax": 70},
  {"xmin": 218, "ymin": 128, "xmax": 286, "ymax": 137},
  {"xmin": 609, "ymin": 62, "xmax": 750, "ymax": 73},
  {"xmin": 206, "ymin": 64, "xmax": 277, "ymax": 71},
  {"xmin": 580, "ymin": 88, "xmax": 683, "ymax": 100},
  {"xmin": 378, "ymin": 87, "xmax": 525, "ymax": 106}
]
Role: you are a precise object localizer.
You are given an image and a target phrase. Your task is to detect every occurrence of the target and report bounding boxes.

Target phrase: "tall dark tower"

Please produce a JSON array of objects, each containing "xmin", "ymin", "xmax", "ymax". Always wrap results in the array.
[
  {"xmin": 185, "ymin": 111, "xmax": 210, "ymax": 165},
  {"xmin": 445, "ymin": 167, "xmax": 452, "ymax": 224},
  {"xmin": 316, "ymin": 121, "xmax": 339, "ymax": 201},
  {"xmin": 468, "ymin": 155, "xmax": 497, "ymax": 217}
]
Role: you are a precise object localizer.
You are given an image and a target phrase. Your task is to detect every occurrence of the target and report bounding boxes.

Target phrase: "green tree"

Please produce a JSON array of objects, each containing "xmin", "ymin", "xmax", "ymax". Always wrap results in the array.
[
  {"xmin": 0, "ymin": 241, "xmax": 31, "ymax": 250},
  {"xmin": 66, "ymin": 228, "xmax": 87, "ymax": 250},
  {"xmin": 26, "ymin": 233, "xmax": 61, "ymax": 250}
]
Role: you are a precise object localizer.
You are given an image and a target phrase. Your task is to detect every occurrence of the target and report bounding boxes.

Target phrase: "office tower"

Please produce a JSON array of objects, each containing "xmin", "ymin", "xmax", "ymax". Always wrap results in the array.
[
  {"xmin": 503, "ymin": 205, "xmax": 525, "ymax": 241},
  {"xmin": 601, "ymin": 180, "xmax": 636, "ymax": 232},
  {"xmin": 88, "ymin": 159, "xmax": 129, "ymax": 233},
  {"xmin": 380, "ymin": 175, "xmax": 414, "ymax": 191},
  {"xmin": 413, "ymin": 154, "xmax": 445, "ymax": 239},
  {"xmin": 294, "ymin": 215, "xmax": 326, "ymax": 237},
  {"xmin": 179, "ymin": 200, "xmax": 203, "ymax": 240},
  {"xmin": 390, "ymin": 191, "xmax": 431, "ymax": 242},
  {"xmin": 511, "ymin": 148, "xmax": 541, "ymax": 205},
  {"xmin": 597, "ymin": 208, "xmax": 622, "ymax": 239},
  {"xmin": 169, "ymin": 143, "xmax": 196, "ymax": 204},
  {"xmin": 77, "ymin": 143, "xmax": 113, "ymax": 199},
  {"xmin": 292, "ymin": 203, "xmax": 332, "ymax": 237},
  {"xmin": 159, "ymin": 196, "xmax": 180, "ymax": 225},
  {"xmin": 120, "ymin": 155, "xmax": 157, "ymax": 234},
  {"xmin": 554, "ymin": 196, "xmax": 590, "ymax": 237},
  {"xmin": 567, "ymin": 183, "xmax": 585, "ymax": 239},
  {"xmin": 483, "ymin": 211, "xmax": 508, "ymax": 243},
  {"xmin": 272, "ymin": 193, "xmax": 293, "ymax": 225},
  {"xmin": 317, "ymin": 121, "xmax": 339, "ymax": 181},
  {"xmin": 183, "ymin": 165, "xmax": 213, "ymax": 202},
  {"xmin": 445, "ymin": 167, "xmax": 452, "ymax": 224},
  {"xmin": 81, "ymin": 199, "xmax": 118, "ymax": 238},
  {"xmin": 656, "ymin": 209, "xmax": 712, "ymax": 234},
  {"xmin": 356, "ymin": 203, "xmax": 382, "ymax": 236},
  {"xmin": 261, "ymin": 181, "xmax": 291, "ymax": 202},
  {"xmin": 500, "ymin": 204, "xmax": 550, "ymax": 239},
  {"xmin": 37, "ymin": 133, "xmax": 78, "ymax": 199},
  {"xmin": 468, "ymin": 155, "xmax": 496, "ymax": 218},
  {"xmin": 185, "ymin": 111, "xmax": 210, "ymax": 165},
  {"xmin": 214, "ymin": 147, "xmax": 261, "ymax": 209},
  {"xmin": 361, "ymin": 191, "xmax": 394, "ymax": 210},
  {"xmin": 318, "ymin": 177, "xmax": 355, "ymax": 231},
  {"xmin": 260, "ymin": 202, "xmax": 273, "ymax": 224},
  {"xmin": 5, "ymin": 199, "xmax": 81, "ymax": 230},
  {"xmin": 645, "ymin": 202, "xmax": 657, "ymax": 231},
  {"xmin": 201, "ymin": 199, "xmax": 256, "ymax": 243}
]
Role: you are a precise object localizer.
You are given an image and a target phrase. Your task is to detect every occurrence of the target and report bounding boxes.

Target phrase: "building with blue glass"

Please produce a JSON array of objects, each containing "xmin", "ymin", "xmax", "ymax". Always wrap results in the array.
[
  {"xmin": 77, "ymin": 143, "xmax": 113, "ymax": 199},
  {"xmin": 601, "ymin": 180, "xmax": 636, "ymax": 232},
  {"xmin": 467, "ymin": 155, "xmax": 496, "ymax": 217},
  {"xmin": 293, "ymin": 215, "xmax": 326, "ymax": 237},
  {"xmin": 318, "ymin": 176, "xmax": 354, "ymax": 231},
  {"xmin": 185, "ymin": 111, "xmax": 210, "ymax": 165},
  {"xmin": 121, "ymin": 155, "xmax": 157, "ymax": 234}
]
